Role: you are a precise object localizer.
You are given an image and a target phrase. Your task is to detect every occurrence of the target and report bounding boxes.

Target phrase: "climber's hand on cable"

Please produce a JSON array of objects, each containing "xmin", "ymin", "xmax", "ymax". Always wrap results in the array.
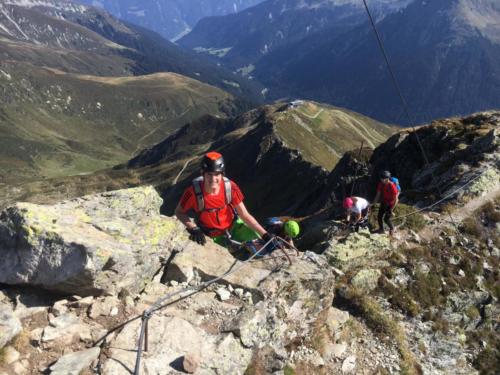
[{"xmin": 262, "ymin": 232, "xmax": 276, "ymax": 243}]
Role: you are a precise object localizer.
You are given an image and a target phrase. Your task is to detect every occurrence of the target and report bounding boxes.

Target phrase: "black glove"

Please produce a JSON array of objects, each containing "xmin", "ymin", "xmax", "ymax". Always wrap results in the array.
[
  {"xmin": 262, "ymin": 232, "xmax": 276, "ymax": 243},
  {"xmin": 188, "ymin": 227, "xmax": 206, "ymax": 245}
]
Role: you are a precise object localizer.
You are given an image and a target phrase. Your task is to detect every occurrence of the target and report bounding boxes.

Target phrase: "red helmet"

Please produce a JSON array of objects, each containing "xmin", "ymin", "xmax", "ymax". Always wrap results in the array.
[{"xmin": 343, "ymin": 197, "xmax": 354, "ymax": 209}]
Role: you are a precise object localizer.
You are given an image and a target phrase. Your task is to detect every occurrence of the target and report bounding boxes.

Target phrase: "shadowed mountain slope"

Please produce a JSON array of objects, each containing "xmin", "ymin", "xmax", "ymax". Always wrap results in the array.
[
  {"xmin": 180, "ymin": 0, "xmax": 500, "ymax": 124},
  {"xmin": 179, "ymin": 0, "xmax": 410, "ymax": 70},
  {"xmin": 258, "ymin": 0, "xmax": 500, "ymax": 125}
]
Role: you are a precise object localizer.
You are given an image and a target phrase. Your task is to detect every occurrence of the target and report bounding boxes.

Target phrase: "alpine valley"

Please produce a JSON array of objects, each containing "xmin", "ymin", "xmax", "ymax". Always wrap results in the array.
[
  {"xmin": 0, "ymin": 0, "xmax": 258, "ymax": 184},
  {"xmin": 180, "ymin": 0, "xmax": 500, "ymax": 125},
  {"xmin": 78, "ymin": 0, "xmax": 266, "ymax": 41}
]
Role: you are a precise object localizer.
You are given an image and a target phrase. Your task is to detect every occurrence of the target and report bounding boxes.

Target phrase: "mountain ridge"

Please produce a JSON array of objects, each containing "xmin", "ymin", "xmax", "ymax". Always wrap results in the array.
[
  {"xmin": 0, "ymin": 0, "xmax": 263, "ymax": 99},
  {"xmin": 0, "ymin": 100, "xmax": 396, "ymax": 214}
]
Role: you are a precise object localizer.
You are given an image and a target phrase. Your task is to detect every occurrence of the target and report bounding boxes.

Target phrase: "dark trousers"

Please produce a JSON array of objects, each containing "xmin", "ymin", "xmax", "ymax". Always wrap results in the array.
[{"xmin": 378, "ymin": 203, "xmax": 394, "ymax": 231}]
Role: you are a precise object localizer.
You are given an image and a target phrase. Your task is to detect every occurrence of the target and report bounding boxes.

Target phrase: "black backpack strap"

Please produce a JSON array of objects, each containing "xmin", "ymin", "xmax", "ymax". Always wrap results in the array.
[{"xmin": 192, "ymin": 176, "xmax": 204, "ymax": 212}]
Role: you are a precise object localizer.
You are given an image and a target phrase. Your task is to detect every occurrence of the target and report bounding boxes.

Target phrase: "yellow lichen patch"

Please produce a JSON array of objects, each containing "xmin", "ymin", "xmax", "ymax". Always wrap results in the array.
[
  {"xmin": 21, "ymin": 224, "xmax": 35, "ymax": 242},
  {"xmin": 466, "ymin": 169, "xmax": 500, "ymax": 197},
  {"xmin": 20, "ymin": 204, "xmax": 55, "ymax": 223},
  {"xmin": 75, "ymin": 209, "xmax": 92, "ymax": 223},
  {"xmin": 115, "ymin": 236, "xmax": 132, "ymax": 245},
  {"xmin": 109, "ymin": 197, "xmax": 124, "ymax": 210},
  {"xmin": 326, "ymin": 228, "xmax": 391, "ymax": 268},
  {"xmin": 140, "ymin": 217, "xmax": 177, "ymax": 247},
  {"xmin": 132, "ymin": 189, "xmax": 149, "ymax": 205}
]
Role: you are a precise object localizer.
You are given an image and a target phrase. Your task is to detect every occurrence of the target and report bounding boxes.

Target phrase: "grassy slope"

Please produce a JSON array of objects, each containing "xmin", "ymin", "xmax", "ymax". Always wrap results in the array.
[
  {"xmin": 0, "ymin": 101, "xmax": 396, "ymax": 214},
  {"xmin": 274, "ymin": 101, "xmax": 396, "ymax": 170},
  {"xmin": 0, "ymin": 61, "xmax": 236, "ymax": 184}
]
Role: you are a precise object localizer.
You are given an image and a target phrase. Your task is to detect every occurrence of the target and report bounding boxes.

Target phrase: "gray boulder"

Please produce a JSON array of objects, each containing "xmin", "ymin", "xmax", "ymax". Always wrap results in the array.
[
  {"xmin": 0, "ymin": 186, "xmax": 187, "ymax": 296},
  {"xmin": 103, "ymin": 315, "xmax": 252, "ymax": 375},
  {"xmin": 0, "ymin": 302, "xmax": 22, "ymax": 350},
  {"xmin": 165, "ymin": 240, "xmax": 271, "ymax": 293},
  {"xmin": 50, "ymin": 347, "xmax": 100, "ymax": 375},
  {"xmin": 324, "ymin": 228, "xmax": 391, "ymax": 270},
  {"xmin": 224, "ymin": 254, "xmax": 335, "ymax": 353}
]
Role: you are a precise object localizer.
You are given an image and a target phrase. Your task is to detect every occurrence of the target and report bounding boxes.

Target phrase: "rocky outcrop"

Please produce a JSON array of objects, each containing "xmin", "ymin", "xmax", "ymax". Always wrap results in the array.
[
  {"xmin": 301, "ymin": 112, "xmax": 500, "ymax": 216},
  {"xmin": 103, "ymin": 250, "xmax": 335, "ymax": 374},
  {"xmin": 165, "ymin": 241, "xmax": 272, "ymax": 293},
  {"xmin": 103, "ymin": 313, "xmax": 253, "ymax": 374},
  {"xmin": 0, "ymin": 186, "xmax": 340, "ymax": 374},
  {"xmin": 323, "ymin": 229, "xmax": 391, "ymax": 270},
  {"xmin": 370, "ymin": 112, "xmax": 500, "ymax": 200},
  {"xmin": 298, "ymin": 147, "xmax": 374, "ymax": 215},
  {"xmin": 0, "ymin": 186, "xmax": 187, "ymax": 296}
]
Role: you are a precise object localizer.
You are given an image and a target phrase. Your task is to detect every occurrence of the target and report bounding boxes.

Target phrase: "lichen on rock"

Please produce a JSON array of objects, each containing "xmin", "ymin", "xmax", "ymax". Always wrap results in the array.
[
  {"xmin": 0, "ymin": 186, "xmax": 186, "ymax": 296},
  {"xmin": 324, "ymin": 228, "xmax": 391, "ymax": 270}
]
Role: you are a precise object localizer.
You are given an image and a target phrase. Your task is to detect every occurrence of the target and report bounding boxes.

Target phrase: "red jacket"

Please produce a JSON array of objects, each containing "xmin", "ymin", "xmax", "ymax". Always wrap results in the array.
[
  {"xmin": 179, "ymin": 179, "xmax": 244, "ymax": 236},
  {"xmin": 377, "ymin": 181, "xmax": 398, "ymax": 207}
]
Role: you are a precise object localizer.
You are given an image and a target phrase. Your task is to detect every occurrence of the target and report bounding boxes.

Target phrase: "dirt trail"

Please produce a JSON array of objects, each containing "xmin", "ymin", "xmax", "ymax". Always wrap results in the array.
[
  {"xmin": 172, "ymin": 157, "xmax": 195, "ymax": 185},
  {"xmin": 396, "ymin": 184, "xmax": 500, "ymax": 244},
  {"xmin": 301, "ymin": 108, "xmax": 324, "ymax": 119},
  {"xmin": 451, "ymin": 185, "xmax": 500, "ymax": 222}
]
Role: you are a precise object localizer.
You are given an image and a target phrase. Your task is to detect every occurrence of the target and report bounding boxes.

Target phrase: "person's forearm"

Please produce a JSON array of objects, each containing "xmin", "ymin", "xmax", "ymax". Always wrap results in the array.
[
  {"xmin": 175, "ymin": 206, "xmax": 196, "ymax": 230},
  {"xmin": 240, "ymin": 213, "xmax": 267, "ymax": 236}
]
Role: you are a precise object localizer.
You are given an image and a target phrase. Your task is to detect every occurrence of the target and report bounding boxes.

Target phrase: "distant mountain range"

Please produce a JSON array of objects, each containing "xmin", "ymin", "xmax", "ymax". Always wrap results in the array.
[
  {"xmin": 78, "ymin": 0, "xmax": 265, "ymax": 41},
  {"xmin": 0, "ymin": 0, "xmax": 262, "ymax": 99},
  {"xmin": 0, "ymin": 0, "xmax": 251, "ymax": 184},
  {"xmin": 180, "ymin": 0, "xmax": 500, "ymax": 125},
  {"xmin": 180, "ymin": 0, "xmax": 411, "ymax": 69}
]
